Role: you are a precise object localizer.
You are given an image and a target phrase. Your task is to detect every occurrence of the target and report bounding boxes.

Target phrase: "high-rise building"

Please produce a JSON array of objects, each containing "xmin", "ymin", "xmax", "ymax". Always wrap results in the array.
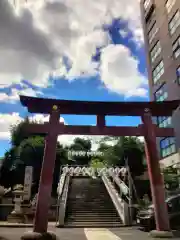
[{"xmin": 140, "ymin": 0, "xmax": 180, "ymax": 168}]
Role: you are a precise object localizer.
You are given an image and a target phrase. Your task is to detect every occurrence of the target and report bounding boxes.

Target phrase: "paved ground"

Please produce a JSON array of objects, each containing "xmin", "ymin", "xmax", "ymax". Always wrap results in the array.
[{"xmin": 0, "ymin": 227, "xmax": 180, "ymax": 240}]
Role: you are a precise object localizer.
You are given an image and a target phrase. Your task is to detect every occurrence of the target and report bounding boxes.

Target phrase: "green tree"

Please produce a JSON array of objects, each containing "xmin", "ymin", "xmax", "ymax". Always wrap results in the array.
[
  {"xmin": 0, "ymin": 118, "xmax": 69, "ymax": 196},
  {"xmin": 97, "ymin": 136, "xmax": 145, "ymax": 177},
  {"xmin": 17, "ymin": 136, "xmax": 68, "ymax": 196},
  {"xmin": 118, "ymin": 137, "xmax": 145, "ymax": 177},
  {"xmin": 162, "ymin": 166, "xmax": 179, "ymax": 190},
  {"xmin": 0, "ymin": 146, "xmax": 19, "ymax": 188},
  {"xmin": 68, "ymin": 137, "xmax": 92, "ymax": 165},
  {"xmin": 10, "ymin": 117, "xmax": 31, "ymax": 147},
  {"xmin": 89, "ymin": 158, "xmax": 106, "ymax": 169}
]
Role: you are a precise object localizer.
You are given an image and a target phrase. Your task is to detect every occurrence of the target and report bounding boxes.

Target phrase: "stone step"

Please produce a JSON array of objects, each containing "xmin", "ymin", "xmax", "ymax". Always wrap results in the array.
[
  {"xmin": 67, "ymin": 211, "xmax": 118, "ymax": 215},
  {"xmin": 67, "ymin": 214, "xmax": 119, "ymax": 218},
  {"xmin": 68, "ymin": 216, "xmax": 120, "ymax": 222},
  {"xmin": 65, "ymin": 177, "xmax": 121, "ymax": 227},
  {"xmin": 67, "ymin": 206, "xmax": 117, "ymax": 209},
  {"xmin": 67, "ymin": 204, "xmax": 115, "ymax": 208},
  {"xmin": 68, "ymin": 206, "xmax": 115, "ymax": 209},
  {"xmin": 66, "ymin": 219, "xmax": 121, "ymax": 222},
  {"xmin": 68, "ymin": 198, "xmax": 113, "ymax": 201},
  {"xmin": 68, "ymin": 209, "xmax": 118, "ymax": 212},
  {"xmin": 67, "ymin": 199, "xmax": 114, "ymax": 202},
  {"xmin": 67, "ymin": 211, "xmax": 119, "ymax": 215},
  {"xmin": 63, "ymin": 221, "xmax": 122, "ymax": 228}
]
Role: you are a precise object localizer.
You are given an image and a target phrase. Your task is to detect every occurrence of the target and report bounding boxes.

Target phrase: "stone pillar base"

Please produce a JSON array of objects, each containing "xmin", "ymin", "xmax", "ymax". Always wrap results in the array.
[
  {"xmin": 149, "ymin": 230, "xmax": 173, "ymax": 238},
  {"xmin": 7, "ymin": 212, "xmax": 27, "ymax": 223},
  {"xmin": 21, "ymin": 231, "xmax": 58, "ymax": 240}
]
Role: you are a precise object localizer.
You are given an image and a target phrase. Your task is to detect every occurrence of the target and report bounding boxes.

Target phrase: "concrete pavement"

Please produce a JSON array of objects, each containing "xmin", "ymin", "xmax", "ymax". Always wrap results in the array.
[{"xmin": 0, "ymin": 227, "xmax": 179, "ymax": 240}]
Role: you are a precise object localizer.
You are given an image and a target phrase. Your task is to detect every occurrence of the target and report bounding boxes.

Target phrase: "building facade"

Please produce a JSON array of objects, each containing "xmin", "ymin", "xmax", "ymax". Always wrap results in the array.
[
  {"xmin": 140, "ymin": 0, "xmax": 180, "ymax": 167},
  {"xmin": 8, "ymin": 0, "xmax": 28, "ymax": 7}
]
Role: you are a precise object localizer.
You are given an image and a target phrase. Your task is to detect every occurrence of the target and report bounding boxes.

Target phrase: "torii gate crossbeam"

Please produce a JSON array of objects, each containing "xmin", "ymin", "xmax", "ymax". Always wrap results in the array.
[{"xmin": 19, "ymin": 96, "xmax": 180, "ymax": 236}]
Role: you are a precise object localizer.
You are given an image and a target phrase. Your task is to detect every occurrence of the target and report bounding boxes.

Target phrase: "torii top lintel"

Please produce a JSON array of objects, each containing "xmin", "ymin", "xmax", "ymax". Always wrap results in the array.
[{"xmin": 19, "ymin": 95, "xmax": 180, "ymax": 117}]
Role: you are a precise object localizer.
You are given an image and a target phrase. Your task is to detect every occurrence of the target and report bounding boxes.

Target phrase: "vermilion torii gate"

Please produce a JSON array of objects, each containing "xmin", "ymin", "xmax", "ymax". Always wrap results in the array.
[{"xmin": 20, "ymin": 96, "xmax": 180, "ymax": 234}]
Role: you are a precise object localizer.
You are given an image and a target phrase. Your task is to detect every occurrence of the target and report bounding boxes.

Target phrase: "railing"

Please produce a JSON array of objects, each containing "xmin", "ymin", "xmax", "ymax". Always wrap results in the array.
[
  {"xmin": 101, "ymin": 172, "xmax": 130, "ymax": 226},
  {"xmin": 108, "ymin": 171, "xmax": 129, "ymax": 196},
  {"xmin": 57, "ymin": 172, "xmax": 67, "ymax": 198},
  {"xmin": 60, "ymin": 165, "xmax": 122, "ymax": 177},
  {"xmin": 57, "ymin": 174, "xmax": 70, "ymax": 226}
]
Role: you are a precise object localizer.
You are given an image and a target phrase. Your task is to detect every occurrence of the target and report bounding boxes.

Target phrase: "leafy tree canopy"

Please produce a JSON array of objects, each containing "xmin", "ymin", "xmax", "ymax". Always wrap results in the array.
[{"xmin": 0, "ymin": 118, "xmax": 146, "ymax": 193}]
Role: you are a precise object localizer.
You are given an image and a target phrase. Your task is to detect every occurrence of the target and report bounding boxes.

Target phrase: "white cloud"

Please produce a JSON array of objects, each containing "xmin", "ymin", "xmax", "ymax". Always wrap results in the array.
[
  {"xmin": 0, "ymin": 111, "xmax": 102, "ymax": 150},
  {"xmin": 0, "ymin": 112, "xmax": 65, "ymax": 141},
  {"xmin": 58, "ymin": 135, "xmax": 105, "ymax": 150},
  {"xmin": 65, "ymin": 30, "xmax": 110, "ymax": 79},
  {"xmin": 100, "ymin": 44, "xmax": 147, "ymax": 95},
  {"xmin": 0, "ymin": 0, "xmax": 145, "ymax": 97},
  {"xmin": 28, "ymin": 114, "xmax": 65, "ymax": 124},
  {"xmin": 125, "ymin": 88, "xmax": 148, "ymax": 99},
  {"xmin": 0, "ymin": 87, "xmax": 41, "ymax": 103},
  {"xmin": 0, "ymin": 111, "xmax": 144, "ymax": 150},
  {"xmin": 138, "ymin": 136, "xmax": 144, "ymax": 142},
  {"xmin": 119, "ymin": 29, "xmax": 129, "ymax": 38},
  {"xmin": 0, "ymin": 113, "xmax": 23, "ymax": 140},
  {"xmin": 0, "ymin": 0, "xmax": 59, "ymax": 88}
]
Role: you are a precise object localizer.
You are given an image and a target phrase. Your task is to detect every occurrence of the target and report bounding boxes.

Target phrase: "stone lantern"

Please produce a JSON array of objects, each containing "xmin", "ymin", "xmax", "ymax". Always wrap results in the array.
[{"xmin": 8, "ymin": 185, "xmax": 26, "ymax": 223}]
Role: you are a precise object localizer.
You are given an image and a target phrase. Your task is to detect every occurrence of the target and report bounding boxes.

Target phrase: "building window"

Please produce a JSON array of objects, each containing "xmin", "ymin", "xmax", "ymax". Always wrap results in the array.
[
  {"xmin": 154, "ymin": 84, "xmax": 168, "ymax": 101},
  {"xmin": 166, "ymin": 0, "xmax": 176, "ymax": 13},
  {"xmin": 160, "ymin": 137, "xmax": 176, "ymax": 158},
  {"xmin": 154, "ymin": 84, "xmax": 170, "ymax": 128},
  {"xmin": 172, "ymin": 36, "xmax": 180, "ymax": 58},
  {"xmin": 158, "ymin": 116, "xmax": 172, "ymax": 128},
  {"xmin": 144, "ymin": 0, "xmax": 151, "ymax": 10},
  {"xmin": 150, "ymin": 41, "xmax": 161, "ymax": 62},
  {"xmin": 152, "ymin": 61, "xmax": 164, "ymax": 84},
  {"xmin": 177, "ymin": 66, "xmax": 180, "ymax": 84},
  {"xmin": 148, "ymin": 22, "xmax": 158, "ymax": 44},
  {"xmin": 169, "ymin": 10, "xmax": 180, "ymax": 35}
]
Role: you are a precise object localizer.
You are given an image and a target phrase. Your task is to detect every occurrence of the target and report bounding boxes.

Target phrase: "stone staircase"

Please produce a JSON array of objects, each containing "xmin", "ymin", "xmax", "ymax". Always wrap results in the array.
[{"xmin": 64, "ymin": 176, "xmax": 122, "ymax": 227}]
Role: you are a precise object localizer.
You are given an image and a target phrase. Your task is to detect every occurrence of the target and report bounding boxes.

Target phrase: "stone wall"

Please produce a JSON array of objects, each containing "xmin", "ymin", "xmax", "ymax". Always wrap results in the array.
[{"xmin": 0, "ymin": 204, "xmax": 58, "ymax": 222}]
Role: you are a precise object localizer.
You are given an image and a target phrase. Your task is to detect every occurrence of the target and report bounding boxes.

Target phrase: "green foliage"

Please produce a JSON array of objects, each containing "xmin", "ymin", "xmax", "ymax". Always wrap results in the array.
[
  {"xmin": 68, "ymin": 137, "xmax": 92, "ymax": 165},
  {"xmin": 0, "ymin": 145, "xmax": 21, "ymax": 187},
  {"xmin": 162, "ymin": 166, "xmax": 179, "ymax": 190},
  {"xmin": 10, "ymin": 117, "xmax": 31, "ymax": 147},
  {"xmin": 17, "ymin": 136, "xmax": 45, "ymax": 166},
  {"xmin": 89, "ymin": 158, "xmax": 106, "ymax": 169},
  {"xmin": 96, "ymin": 136, "xmax": 145, "ymax": 177},
  {"xmin": 0, "ymin": 118, "xmax": 146, "ymax": 195}
]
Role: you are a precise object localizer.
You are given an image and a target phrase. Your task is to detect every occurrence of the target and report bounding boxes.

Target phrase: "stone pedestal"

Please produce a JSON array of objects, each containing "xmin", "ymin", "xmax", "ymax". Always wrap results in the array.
[
  {"xmin": 149, "ymin": 230, "xmax": 173, "ymax": 238},
  {"xmin": 21, "ymin": 231, "xmax": 58, "ymax": 240},
  {"xmin": 8, "ymin": 190, "xmax": 26, "ymax": 223}
]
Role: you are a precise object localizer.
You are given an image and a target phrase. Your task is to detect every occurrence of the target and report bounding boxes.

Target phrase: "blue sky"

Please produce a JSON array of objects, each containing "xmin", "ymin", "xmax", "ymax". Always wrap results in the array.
[{"xmin": 0, "ymin": 0, "xmax": 148, "ymax": 157}]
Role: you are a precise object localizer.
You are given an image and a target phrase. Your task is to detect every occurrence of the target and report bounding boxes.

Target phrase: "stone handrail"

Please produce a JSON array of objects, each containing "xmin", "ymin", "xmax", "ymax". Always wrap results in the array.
[
  {"xmin": 101, "ymin": 172, "xmax": 130, "ymax": 226},
  {"xmin": 57, "ymin": 172, "xmax": 67, "ymax": 198},
  {"xmin": 108, "ymin": 171, "xmax": 129, "ymax": 197},
  {"xmin": 57, "ymin": 174, "xmax": 70, "ymax": 226}
]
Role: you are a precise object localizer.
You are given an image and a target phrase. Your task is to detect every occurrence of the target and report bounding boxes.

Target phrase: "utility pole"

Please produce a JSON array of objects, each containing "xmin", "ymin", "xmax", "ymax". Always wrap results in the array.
[{"xmin": 125, "ymin": 157, "xmax": 133, "ymax": 225}]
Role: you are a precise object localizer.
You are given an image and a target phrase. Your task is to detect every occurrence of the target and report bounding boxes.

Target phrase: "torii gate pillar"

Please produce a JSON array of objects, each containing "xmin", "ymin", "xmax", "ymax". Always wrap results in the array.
[
  {"xmin": 34, "ymin": 105, "xmax": 60, "ymax": 233},
  {"xmin": 141, "ymin": 109, "xmax": 170, "ymax": 232}
]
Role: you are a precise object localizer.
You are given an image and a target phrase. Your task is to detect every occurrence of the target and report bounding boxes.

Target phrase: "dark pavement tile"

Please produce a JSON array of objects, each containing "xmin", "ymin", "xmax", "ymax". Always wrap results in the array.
[
  {"xmin": 110, "ymin": 227, "xmax": 180, "ymax": 240},
  {"xmin": 0, "ymin": 226, "xmax": 179, "ymax": 240},
  {"xmin": 0, "ymin": 227, "xmax": 87, "ymax": 240}
]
